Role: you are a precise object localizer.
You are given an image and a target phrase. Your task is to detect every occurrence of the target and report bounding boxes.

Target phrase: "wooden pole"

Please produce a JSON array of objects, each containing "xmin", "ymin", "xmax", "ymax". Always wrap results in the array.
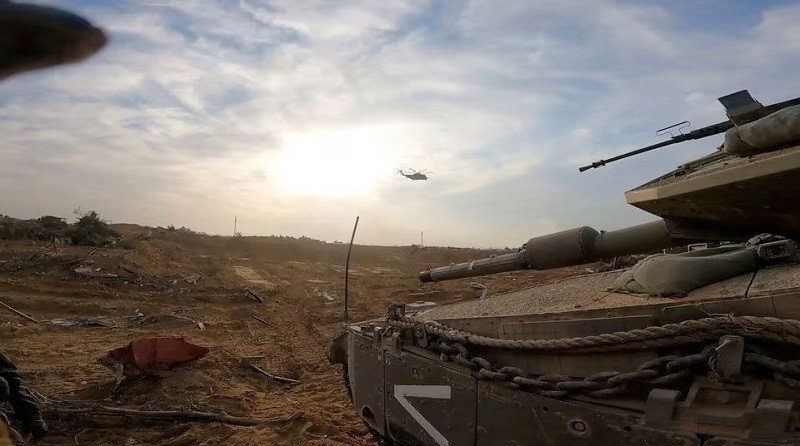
[{"xmin": 343, "ymin": 216, "xmax": 360, "ymax": 323}]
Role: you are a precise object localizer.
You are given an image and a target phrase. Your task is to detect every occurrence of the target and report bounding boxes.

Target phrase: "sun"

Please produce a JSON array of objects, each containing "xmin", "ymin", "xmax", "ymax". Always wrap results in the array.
[{"xmin": 269, "ymin": 126, "xmax": 395, "ymax": 198}]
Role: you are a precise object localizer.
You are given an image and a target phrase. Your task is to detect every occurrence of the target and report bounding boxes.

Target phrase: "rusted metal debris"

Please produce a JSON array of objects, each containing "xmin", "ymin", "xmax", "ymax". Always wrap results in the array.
[{"xmin": 99, "ymin": 337, "xmax": 210, "ymax": 382}]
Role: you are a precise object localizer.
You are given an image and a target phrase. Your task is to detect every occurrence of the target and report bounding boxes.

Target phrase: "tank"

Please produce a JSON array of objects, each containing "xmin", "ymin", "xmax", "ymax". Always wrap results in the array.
[{"xmin": 329, "ymin": 89, "xmax": 800, "ymax": 446}]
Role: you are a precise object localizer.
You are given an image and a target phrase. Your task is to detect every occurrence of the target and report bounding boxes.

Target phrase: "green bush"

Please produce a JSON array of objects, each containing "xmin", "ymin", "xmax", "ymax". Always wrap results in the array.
[{"xmin": 65, "ymin": 209, "xmax": 119, "ymax": 246}]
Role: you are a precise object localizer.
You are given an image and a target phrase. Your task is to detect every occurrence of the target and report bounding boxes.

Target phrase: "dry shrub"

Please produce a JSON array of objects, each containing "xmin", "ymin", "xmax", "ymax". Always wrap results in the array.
[{"xmin": 65, "ymin": 209, "xmax": 119, "ymax": 246}]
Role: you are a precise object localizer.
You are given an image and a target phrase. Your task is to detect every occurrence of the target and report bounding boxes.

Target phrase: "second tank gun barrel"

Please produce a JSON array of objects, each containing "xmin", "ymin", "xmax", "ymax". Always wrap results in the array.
[
  {"xmin": 419, "ymin": 220, "xmax": 678, "ymax": 283},
  {"xmin": 417, "ymin": 250, "xmax": 529, "ymax": 283}
]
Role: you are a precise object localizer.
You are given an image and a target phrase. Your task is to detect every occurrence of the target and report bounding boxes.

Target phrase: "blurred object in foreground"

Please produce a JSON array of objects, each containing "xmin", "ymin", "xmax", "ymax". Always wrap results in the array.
[{"xmin": 0, "ymin": 1, "xmax": 107, "ymax": 81}]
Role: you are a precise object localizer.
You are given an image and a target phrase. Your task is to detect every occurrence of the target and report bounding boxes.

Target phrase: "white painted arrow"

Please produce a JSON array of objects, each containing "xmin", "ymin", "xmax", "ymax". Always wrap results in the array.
[{"xmin": 394, "ymin": 385, "xmax": 452, "ymax": 446}]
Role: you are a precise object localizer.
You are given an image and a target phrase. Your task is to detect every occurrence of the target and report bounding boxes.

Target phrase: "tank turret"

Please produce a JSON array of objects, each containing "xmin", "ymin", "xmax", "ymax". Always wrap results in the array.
[
  {"xmin": 333, "ymin": 90, "xmax": 800, "ymax": 446},
  {"xmin": 421, "ymin": 89, "xmax": 800, "ymax": 283}
]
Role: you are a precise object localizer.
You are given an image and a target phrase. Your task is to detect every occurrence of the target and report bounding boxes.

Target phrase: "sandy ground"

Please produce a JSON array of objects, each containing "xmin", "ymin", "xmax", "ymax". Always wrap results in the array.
[{"xmin": 0, "ymin": 226, "xmax": 585, "ymax": 445}]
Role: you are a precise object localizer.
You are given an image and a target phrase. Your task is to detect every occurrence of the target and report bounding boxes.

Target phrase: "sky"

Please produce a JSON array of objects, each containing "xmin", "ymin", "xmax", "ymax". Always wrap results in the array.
[{"xmin": 2, "ymin": 0, "xmax": 800, "ymax": 248}]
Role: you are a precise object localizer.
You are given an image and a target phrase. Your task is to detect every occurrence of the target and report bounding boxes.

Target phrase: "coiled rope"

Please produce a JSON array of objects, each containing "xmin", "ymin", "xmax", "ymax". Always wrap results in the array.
[{"xmin": 388, "ymin": 311, "xmax": 800, "ymax": 353}]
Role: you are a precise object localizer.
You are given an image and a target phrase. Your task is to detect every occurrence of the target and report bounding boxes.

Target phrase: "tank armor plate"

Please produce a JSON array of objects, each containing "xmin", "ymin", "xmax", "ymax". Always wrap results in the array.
[
  {"xmin": 415, "ymin": 267, "xmax": 755, "ymax": 323},
  {"xmin": 625, "ymin": 144, "xmax": 800, "ymax": 238}
]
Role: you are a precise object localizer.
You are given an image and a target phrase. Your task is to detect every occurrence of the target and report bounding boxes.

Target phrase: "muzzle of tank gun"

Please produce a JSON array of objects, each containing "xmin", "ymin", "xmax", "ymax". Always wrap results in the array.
[
  {"xmin": 0, "ymin": 2, "xmax": 108, "ymax": 80},
  {"xmin": 419, "ymin": 220, "xmax": 676, "ymax": 283},
  {"xmin": 418, "ymin": 250, "xmax": 530, "ymax": 283}
]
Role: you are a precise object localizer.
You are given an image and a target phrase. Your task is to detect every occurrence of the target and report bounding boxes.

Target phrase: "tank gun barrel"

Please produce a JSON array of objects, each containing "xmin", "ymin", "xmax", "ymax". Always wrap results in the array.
[
  {"xmin": 579, "ymin": 92, "xmax": 800, "ymax": 172},
  {"xmin": 419, "ymin": 220, "xmax": 677, "ymax": 283}
]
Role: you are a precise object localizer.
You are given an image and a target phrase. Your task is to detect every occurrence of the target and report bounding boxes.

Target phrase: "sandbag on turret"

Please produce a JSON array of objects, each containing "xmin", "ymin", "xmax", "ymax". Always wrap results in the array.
[
  {"xmin": 612, "ymin": 245, "xmax": 758, "ymax": 296},
  {"xmin": 724, "ymin": 105, "xmax": 800, "ymax": 156}
]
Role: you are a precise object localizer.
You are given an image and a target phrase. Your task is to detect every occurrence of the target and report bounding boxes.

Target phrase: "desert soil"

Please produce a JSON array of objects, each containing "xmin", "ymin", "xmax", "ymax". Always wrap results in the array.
[{"xmin": 0, "ymin": 226, "xmax": 585, "ymax": 445}]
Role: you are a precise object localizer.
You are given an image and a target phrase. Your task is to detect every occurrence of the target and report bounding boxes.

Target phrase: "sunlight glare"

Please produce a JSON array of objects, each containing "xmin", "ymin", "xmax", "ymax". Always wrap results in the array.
[{"xmin": 270, "ymin": 127, "xmax": 395, "ymax": 198}]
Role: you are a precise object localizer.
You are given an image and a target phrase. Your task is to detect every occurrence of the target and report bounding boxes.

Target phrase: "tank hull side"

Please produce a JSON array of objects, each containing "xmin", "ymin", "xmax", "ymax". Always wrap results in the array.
[
  {"xmin": 338, "ymin": 330, "xmax": 698, "ymax": 446},
  {"xmin": 334, "ymin": 328, "xmax": 800, "ymax": 446}
]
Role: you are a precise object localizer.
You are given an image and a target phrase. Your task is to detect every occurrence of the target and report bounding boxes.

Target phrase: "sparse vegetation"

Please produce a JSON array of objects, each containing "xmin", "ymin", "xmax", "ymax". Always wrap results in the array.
[
  {"xmin": 0, "ymin": 215, "xmax": 34, "ymax": 240},
  {"xmin": 165, "ymin": 224, "xmax": 198, "ymax": 234},
  {"xmin": 0, "ymin": 209, "xmax": 123, "ymax": 247},
  {"xmin": 66, "ymin": 208, "xmax": 119, "ymax": 246},
  {"xmin": 0, "ymin": 222, "xmax": 544, "ymax": 446},
  {"xmin": 0, "ymin": 214, "xmax": 71, "ymax": 242}
]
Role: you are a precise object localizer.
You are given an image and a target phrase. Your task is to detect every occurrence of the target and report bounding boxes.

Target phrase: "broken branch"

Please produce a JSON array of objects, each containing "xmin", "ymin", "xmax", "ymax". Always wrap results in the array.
[
  {"xmin": 240, "ymin": 359, "xmax": 300, "ymax": 385},
  {"xmin": 44, "ymin": 405, "xmax": 298, "ymax": 427},
  {"xmin": 244, "ymin": 288, "xmax": 263, "ymax": 303},
  {"xmin": 0, "ymin": 300, "xmax": 40, "ymax": 323},
  {"xmin": 407, "ymin": 290, "xmax": 443, "ymax": 297},
  {"xmin": 250, "ymin": 314, "xmax": 269, "ymax": 325}
]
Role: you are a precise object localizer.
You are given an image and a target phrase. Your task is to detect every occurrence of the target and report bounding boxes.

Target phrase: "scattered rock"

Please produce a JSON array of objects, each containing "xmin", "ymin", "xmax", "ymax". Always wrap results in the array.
[
  {"xmin": 120, "ymin": 264, "xmax": 140, "ymax": 275},
  {"xmin": 130, "ymin": 310, "xmax": 204, "ymax": 329},
  {"xmin": 469, "ymin": 282, "xmax": 488, "ymax": 299},
  {"xmin": 73, "ymin": 265, "xmax": 119, "ymax": 278},
  {"xmin": 406, "ymin": 301, "xmax": 438, "ymax": 311},
  {"xmin": 49, "ymin": 317, "xmax": 114, "ymax": 328},
  {"xmin": 184, "ymin": 274, "xmax": 201, "ymax": 284}
]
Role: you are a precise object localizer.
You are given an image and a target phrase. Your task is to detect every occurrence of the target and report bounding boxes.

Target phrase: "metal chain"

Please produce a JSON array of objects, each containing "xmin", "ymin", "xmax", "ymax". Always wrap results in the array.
[
  {"xmin": 429, "ymin": 337, "xmax": 713, "ymax": 398},
  {"xmin": 387, "ymin": 306, "xmax": 800, "ymax": 353},
  {"xmin": 422, "ymin": 335, "xmax": 800, "ymax": 399},
  {"xmin": 744, "ymin": 354, "xmax": 800, "ymax": 389}
]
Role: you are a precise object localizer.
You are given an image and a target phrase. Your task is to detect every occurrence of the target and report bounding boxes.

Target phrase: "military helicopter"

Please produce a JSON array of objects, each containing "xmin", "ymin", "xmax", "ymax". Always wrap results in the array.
[{"xmin": 397, "ymin": 168, "xmax": 432, "ymax": 181}]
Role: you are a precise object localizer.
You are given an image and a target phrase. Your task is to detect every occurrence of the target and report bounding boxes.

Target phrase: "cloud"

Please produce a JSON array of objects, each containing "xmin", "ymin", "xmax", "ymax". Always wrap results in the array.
[
  {"xmin": 1, "ymin": 0, "xmax": 799, "ymax": 248},
  {"xmin": 240, "ymin": 0, "xmax": 428, "ymax": 41}
]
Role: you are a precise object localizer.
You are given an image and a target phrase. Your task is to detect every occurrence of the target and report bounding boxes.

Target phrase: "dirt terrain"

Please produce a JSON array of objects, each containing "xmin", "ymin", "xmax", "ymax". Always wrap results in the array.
[{"xmin": 0, "ymin": 225, "xmax": 587, "ymax": 445}]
